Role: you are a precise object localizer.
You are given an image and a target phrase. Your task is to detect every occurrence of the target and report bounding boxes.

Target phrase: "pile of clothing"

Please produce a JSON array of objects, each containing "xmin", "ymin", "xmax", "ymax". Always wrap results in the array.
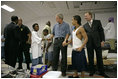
[{"xmin": 1, "ymin": 61, "xmax": 30, "ymax": 78}]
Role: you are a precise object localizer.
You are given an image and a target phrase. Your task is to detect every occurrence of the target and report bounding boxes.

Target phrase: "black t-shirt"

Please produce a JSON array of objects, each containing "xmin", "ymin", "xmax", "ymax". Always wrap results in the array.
[{"xmin": 18, "ymin": 24, "xmax": 31, "ymax": 43}]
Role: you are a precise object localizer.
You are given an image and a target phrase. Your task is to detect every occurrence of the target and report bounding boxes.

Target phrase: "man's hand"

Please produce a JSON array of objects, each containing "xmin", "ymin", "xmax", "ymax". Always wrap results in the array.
[
  {"xmin": 62, "ymin": 41, "xmax": 67, "ymax": 47},
  {"xmin": 47, "ymin": 34, "xmax": 54, "ymax": 42},
  {"xmin": 76, "ymin": 47, "xmax": 83, "ymax": 52},
  {"xmin": 101, "ymin": 41, "xmax": 104, "ymax": 47}
]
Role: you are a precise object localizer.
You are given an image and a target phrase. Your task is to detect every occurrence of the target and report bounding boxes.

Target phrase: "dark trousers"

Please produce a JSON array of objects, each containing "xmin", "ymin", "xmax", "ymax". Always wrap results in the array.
[
  {"xmin": 52, "ymin": 38, "xmax": 67, "ymax": 73},
  {"xmin": 87, "ymin": 45, "xmax": 104, "ymax": 73},
  {"xmin": 17, "ymin": 43, "xmax": 31, "ymax": 67}
]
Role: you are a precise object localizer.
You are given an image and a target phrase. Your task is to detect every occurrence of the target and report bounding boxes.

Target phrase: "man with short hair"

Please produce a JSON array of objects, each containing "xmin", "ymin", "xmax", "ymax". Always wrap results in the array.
[
  {"xmin": 4, "ymin": 16, "xmax": 20, "ymax": 68},
  {"xmin": 48, "ymin": 13, "xmax": 70, "ymax": 76},
  {"xmin": 83, "ymin": 12, "xmax": 109, "ymax": 78}
]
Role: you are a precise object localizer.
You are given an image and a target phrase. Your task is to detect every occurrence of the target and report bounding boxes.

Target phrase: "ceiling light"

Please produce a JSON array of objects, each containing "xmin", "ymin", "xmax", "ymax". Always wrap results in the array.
[{"xmin": 1, "ymin": 4, "xmax": 15, "ymax": 12}]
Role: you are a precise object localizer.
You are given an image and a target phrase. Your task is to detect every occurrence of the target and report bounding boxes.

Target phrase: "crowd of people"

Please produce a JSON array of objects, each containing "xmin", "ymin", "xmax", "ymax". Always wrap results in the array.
[{"xmin": 2, "ymin": 12, "xmax": 114, "ymax": 78}]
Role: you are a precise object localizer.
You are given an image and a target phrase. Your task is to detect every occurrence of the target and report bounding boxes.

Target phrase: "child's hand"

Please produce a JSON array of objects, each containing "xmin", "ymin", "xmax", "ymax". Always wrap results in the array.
[
  {"xmin": 42, "ymin": 39, "xmax": 45, "ymax": 41},
  {"xmin": 47, "ymin": 38, "xmax": 51, "ymax": 42}
]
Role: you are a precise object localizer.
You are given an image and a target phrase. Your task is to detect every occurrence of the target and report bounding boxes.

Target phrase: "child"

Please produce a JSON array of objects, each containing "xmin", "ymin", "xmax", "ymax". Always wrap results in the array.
[
  {"xmin": 31, "ymin": 23, "xmax": 44, "ymax": 66},
  {"xmin": 43, "ymin": 29, "xmax": 53, "ymax": 68}
]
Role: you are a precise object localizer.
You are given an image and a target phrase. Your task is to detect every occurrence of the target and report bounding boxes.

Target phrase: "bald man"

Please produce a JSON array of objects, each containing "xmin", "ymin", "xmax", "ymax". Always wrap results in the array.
[{"xmin": 17, "ymin": 18, "xmax": 31, "ymax": 69}]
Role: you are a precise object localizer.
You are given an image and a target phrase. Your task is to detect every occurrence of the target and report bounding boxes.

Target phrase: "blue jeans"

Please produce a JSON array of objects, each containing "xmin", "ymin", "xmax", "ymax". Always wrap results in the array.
[{"xmin": 32, "ymin": 56, "xmax": 43, "ymax": 66}]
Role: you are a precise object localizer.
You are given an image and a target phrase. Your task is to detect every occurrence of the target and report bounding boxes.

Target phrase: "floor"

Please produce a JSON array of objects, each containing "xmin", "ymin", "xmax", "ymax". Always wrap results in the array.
[{"xmin": 1, "ymin": 60, "xmax": 117, "ymax": 78}]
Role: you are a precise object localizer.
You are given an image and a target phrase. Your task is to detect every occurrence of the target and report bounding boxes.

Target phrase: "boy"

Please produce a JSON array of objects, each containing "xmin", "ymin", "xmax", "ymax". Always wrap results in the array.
[
  {"xmin": 31, "ymin": 23, "xmax": 45, "ymax": 66},
  {"xmin": 43, "ymin": 29, "xmax": 53, "ymax": 68}
]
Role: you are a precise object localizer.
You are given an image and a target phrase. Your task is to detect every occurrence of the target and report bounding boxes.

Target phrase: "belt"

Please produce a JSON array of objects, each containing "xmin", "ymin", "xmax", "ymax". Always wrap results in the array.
[{"xmin": 55, "ymin": 37, "xmax": 64, "ymax": 40}]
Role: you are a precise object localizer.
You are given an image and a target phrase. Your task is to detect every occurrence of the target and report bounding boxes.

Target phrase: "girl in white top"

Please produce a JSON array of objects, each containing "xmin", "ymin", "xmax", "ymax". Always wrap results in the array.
[{"xmin": 63, "ymin": 15, "xmax": 88, "ymax": 78}]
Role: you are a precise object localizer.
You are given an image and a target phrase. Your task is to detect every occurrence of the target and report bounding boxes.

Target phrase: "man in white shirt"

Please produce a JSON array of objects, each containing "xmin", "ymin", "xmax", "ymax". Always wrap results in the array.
[{"xmin": 104, "ymin": 17, "xmax": 116, "ymax": 50}]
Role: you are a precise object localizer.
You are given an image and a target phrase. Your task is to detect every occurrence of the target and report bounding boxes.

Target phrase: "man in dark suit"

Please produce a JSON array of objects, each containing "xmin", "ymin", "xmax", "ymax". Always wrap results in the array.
[
  {"xmin": 4, "ymin": 16, "xmax": 20, "ymax": 68},
  {"xmin": 83, "ymin": 12, "xmax": 109, "ymax": 78}
]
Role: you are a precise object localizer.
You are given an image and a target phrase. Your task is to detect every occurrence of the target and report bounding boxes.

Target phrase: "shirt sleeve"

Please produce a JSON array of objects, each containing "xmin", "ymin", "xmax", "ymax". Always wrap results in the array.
[
  {"xmin": 66, "ymin": 24, "xmax": 71, "ymax": 35},
  {"xmin": 98, "ymin": 20, "xmax": 105, "ymax": 42},
  {"xmin": 71, "ymin": 26, "xmax": 74, "ymax": 38},
  {"xmin": 52, "ymin": 25, "xmax": 55, "ymax": 35},
  {"xmin": 25, "ymin": 26, "xmax": 31, "ymax": 34}
]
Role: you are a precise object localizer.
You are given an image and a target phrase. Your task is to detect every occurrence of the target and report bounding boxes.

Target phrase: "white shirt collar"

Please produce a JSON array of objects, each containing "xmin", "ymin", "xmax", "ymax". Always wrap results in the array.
[{"xmin": 90, "ymin": 19, "xmax": 93, "ymax": 23}]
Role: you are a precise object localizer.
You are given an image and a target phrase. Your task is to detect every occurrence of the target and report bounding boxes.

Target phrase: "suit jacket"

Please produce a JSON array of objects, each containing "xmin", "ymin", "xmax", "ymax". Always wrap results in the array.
[
  {"xmin": 4, "ymin": 22, "xmax": 20, "ymax": 66},
  {"xmin": 83, "ymin": 20, "xmax": 105, "ymax": 48}
]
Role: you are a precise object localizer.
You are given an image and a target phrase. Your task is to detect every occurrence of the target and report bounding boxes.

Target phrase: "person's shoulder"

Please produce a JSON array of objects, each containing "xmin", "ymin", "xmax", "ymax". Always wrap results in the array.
[
  {"xmin": 8, "ymin": 22, "xmax": 16, "ymax": 27},
  {"xmin": 83, "ymin": 23, "xmax": 88, "ymax": 27},
  {"xmin": 109, "ymin": 22, "xmax": 114, "ymax": 26},
  {"xmin": 54, "ymin": 23, "xmax": 58, "ymax": 27},
  {"xmin": 77, "ymin": 26, "xmax": 85, "ymax": 33},
  {"xmin": 22, "ymin": 24, "xmax": 29, "ymax": 28},
  {"xmin": 43, "ymin": 25, "xmax": 48, "ymax": 29},
  {"xmin": 93, "ymin": 19, "xmax": 101, "ymax": 22},
  {"xmin": 45, "ymin": 25, "xmax": 49, "ymax": 27},
  {"xmin": 7, "ymin": 22, "xmax": 12, "ymax": 25},
  {"xmin": 5, "ymin": 23, "xmax": 11, "ymax": 28},
  {"xmin": 14, "ymin": 24, "xmax": 19, "ymax": 29},
  {"xmin": 64, "ymin": 21, "xmax": 69, "ymax": 25},
  {"xmin": 22, "ymin": 24, "xmax": 27, "ymax": 27},
  {"xmin": 63, "ymin": 22, "xmax": 70, "ymax": 29},
  {"xmin": 46, "ymin": 34, "xmax": 51, "ymax": 38},
  {"xmin": 79, "ymin": 26, "xmax": 84, "ymax": 30},
  {"xmin": 83, "ymin": 22, "xmax": 88, "ymax": 25},
  {"xmin": 32, "ymin": 31, "xmax": 36, "ymax": 34},
  {"xmin": 5, "ymin": 22, "xmax": 16, "ymax": 30}
]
